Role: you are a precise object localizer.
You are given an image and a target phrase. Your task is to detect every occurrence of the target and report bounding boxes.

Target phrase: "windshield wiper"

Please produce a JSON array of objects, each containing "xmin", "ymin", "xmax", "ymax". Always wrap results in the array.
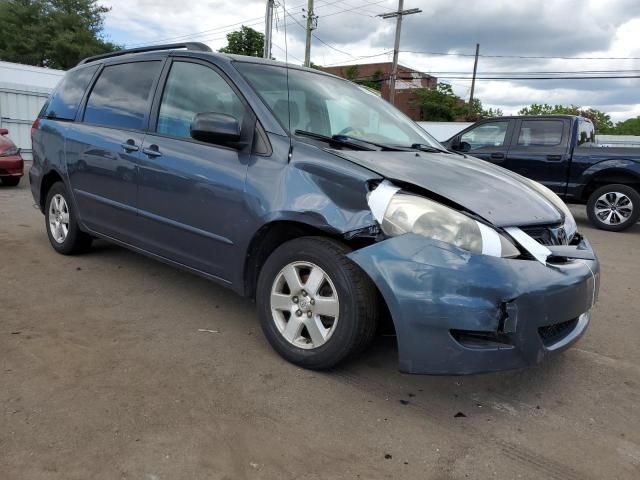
[
  {"xmin": 295, "ymin": 130, "xmax": 407, "ymax": 152},
  {"xmin": 410, "ymin": 143, "xmax": 452, "ymax": 154},
  {"xmin": 295, "ymin": 130, "xmax": 376, "ymax": 151}
]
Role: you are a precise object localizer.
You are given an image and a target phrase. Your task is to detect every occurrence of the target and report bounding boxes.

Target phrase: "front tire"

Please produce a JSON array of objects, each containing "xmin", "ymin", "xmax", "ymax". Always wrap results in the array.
[
  {"xmin": 45, "ymin": 182, "xmax": 92, "ymax": 254},
  {"xmin": 587, "ymin": 184, "xmax": 640, "ymax": 231},
  {"xmin": 256, "ymin": 237, "xmax": 379, "ymax": 370}
]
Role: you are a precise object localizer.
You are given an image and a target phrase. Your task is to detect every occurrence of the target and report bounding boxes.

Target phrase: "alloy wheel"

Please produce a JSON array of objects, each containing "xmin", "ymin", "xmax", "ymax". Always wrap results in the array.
[
  {"xmin": 49, "ymin": 194, "xmax": 70, "ymax": 243},
  {"xmin": 270, "ymin": 261, "xmax": 340, "ymax": 349},
  {"xmin": 594, "ymin": 191, "xmax": 633, "ymax": 225}
]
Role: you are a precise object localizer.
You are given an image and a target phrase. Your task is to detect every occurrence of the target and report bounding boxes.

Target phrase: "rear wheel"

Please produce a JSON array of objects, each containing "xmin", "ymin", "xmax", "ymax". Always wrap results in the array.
[
  {"xmin": 1, "ymin": 177, "xmax": 20, "ymax": 186},
  {"xmin": 587, "ymin": 184, "xmax": 640, "ymax": 231},
  {"xmin": 45, "ymin": 182, "xmax": 92, "ymax": 254},
  {"xmin": 256, "ymin": 237, "xmax": 379, "ymax": 370}
]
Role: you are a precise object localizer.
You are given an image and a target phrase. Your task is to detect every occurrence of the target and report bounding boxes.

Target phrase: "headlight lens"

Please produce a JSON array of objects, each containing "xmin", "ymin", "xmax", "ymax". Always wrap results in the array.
[
  {"xmin": 379, "ymin": 193, "xmax": 519, "ymax": 258},
  {"xmin": 527, "ymin": 181, "xmax": 576, "ymax": 241},
  {"xmin": 0, "ymin": 146, "xmax": 19, "ymax": 157}
]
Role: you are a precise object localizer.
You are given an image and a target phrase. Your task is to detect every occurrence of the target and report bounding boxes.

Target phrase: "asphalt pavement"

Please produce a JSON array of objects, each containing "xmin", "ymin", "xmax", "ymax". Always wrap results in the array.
[{"xmin": 1, "ymin": 176, "xmax": 639, "ymax": 479}]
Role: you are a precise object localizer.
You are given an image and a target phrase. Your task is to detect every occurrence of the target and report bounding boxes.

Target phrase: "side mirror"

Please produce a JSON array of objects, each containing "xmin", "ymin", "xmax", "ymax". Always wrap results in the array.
[
  {"xmin": 0, "ymin": 128, "xmax": 8, "ymax": 136},
  {"xmin": 190, "ymin": 112, "xmax": 241, "ymax": 146},
  {"xmin": 449, "ymin": 136, "xmax": 461, "ymax": 150},
  {"xmin": 459, "ymin": 141, "xmax": 471, "ymax": 152}
]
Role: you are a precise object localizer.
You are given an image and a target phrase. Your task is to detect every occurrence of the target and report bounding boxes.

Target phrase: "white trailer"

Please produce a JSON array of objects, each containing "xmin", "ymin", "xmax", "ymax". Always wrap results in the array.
[{"xmin": 0, "ymin": 61, "xmax": 64, "ymax": 160}]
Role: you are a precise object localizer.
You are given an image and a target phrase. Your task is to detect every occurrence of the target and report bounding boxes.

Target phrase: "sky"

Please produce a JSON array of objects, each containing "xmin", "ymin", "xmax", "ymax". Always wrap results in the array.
[{"xmin": 101, "ymin": 0, "xmax": 640, "ymax": 123}]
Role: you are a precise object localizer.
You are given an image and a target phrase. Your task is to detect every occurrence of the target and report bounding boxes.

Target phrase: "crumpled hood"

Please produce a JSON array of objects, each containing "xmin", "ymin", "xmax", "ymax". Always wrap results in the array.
[{"xmin": 332, "ymin": 149, "xmax": 563, "ymax": 227}]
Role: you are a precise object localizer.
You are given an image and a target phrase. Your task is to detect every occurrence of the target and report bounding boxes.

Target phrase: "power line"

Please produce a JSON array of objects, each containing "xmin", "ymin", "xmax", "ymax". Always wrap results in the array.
[{"xmin": 401, "ymin": 50, "xmax": 640, "ymax": 61}]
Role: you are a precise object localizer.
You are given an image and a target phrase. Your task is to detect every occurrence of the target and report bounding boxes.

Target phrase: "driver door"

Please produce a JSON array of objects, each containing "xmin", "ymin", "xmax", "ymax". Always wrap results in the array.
[{"xmin": 134, "ymin": 59, "xmax": 254, "ymax": 281}]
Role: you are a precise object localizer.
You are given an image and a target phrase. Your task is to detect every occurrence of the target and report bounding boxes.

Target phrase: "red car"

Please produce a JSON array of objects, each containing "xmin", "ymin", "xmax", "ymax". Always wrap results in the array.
[{"xmin": 0, "ymin": 128, "xmax": 24, "ymax": 186}]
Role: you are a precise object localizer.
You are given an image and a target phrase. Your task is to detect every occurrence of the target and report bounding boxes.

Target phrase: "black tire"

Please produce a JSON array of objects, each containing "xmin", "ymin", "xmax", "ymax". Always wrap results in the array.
[
  {"xmin": 256, "ymin": 236, "xmax": 379, "ymax": 370},
  {"xmin": 44, "ymin": 182, "xmax": 93, "ymax": 254},
  {"xmin": 1, "ymin": 177, "xmax": 20, "ymax": 187},
  {"xmin": 587, "ymin": 184, "xmax": 640, "ymax": 232}
]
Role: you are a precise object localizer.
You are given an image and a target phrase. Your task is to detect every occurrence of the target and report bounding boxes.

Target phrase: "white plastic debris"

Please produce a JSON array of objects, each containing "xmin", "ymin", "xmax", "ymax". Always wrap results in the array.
[{"xmin": 367, "ymin": 180, "xmax": 400, "ymax": 223}]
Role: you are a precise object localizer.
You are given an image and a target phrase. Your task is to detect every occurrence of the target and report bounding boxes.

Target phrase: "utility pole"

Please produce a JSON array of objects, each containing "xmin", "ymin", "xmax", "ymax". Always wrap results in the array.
[
  {"xmin": 469, "ymin": 43, "xmax": 480, "ymax": 105},
  {"xmin": 377, "ymin": 2, "xmax": 421, "ymax": 105},
  {"xmin": 303, "ymin": 0, "xmax": 317, "ymax": 67},
  {"xmin": 264, "ymin": 0, "xmax": 275, "ymax": 59}
]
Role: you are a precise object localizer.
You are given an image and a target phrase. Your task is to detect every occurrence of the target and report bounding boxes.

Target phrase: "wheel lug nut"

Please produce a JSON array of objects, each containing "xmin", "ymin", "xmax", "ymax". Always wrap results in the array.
[
  {"xmin": 292, "ymin": 296, "xmax": 298, "ymax": 303},
  {"xmin": 296, "ymin": 310, "xmax": 302, "ymax": 317},
  {"xmin": 307, "ymin": 311, "xmax": 312, "ymax": 318},
  {"xmin": 310, "ymin": 299, "xmax": 315, "ymax": 305},
  {"xmin": 301, "ymin": 290, "xmax": 307, "ymax": 296}
]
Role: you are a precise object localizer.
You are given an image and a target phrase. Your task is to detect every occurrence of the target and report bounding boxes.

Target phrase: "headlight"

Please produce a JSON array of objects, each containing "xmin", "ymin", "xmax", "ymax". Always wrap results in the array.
[
  {"xmin": 369, "ymin": 185, "xmax": 519, "ymax": 258},
  {"xmin": 0, "ymin": 146, "xmax": 19, "ymax": 157},
  {"xmin": 527, "ymin": 181, "xmax": 576, "ymax": 241}
]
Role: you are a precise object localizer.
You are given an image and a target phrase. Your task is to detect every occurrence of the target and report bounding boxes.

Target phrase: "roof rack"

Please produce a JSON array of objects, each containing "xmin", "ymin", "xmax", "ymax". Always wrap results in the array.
[{"xmin": 77, "ymin": 42, "xmax": 212, "ymax": 65}]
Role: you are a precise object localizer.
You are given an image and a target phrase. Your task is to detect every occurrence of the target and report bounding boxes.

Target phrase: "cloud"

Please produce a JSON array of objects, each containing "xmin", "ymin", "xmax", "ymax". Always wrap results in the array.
[{"xmin": 100, "ymin": 0, "xmax": 640, "ymax": 122}]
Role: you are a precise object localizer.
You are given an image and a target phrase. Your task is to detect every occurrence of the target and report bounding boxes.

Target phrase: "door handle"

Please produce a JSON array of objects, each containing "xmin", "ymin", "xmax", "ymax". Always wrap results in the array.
[
  {"xmin": 546, "ymin": 154, "xmax": 562, "ymax": 161},
  {"xmin": 121, "ymin": 139, "xmax": 139, "ymax": 152},
  {"xmin": 142, "ymin": 145, "xmax": 162, "ymax": 158},
  {"xmin": 490, "ymin": 152, "xmax": 505, "ymax": 160}
]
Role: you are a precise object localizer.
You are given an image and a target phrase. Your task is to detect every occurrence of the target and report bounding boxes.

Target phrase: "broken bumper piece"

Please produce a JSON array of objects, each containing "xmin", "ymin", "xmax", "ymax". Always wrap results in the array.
[{"xmin": 347, "ymin": 233, "xmax": 599, "ymax": 375}]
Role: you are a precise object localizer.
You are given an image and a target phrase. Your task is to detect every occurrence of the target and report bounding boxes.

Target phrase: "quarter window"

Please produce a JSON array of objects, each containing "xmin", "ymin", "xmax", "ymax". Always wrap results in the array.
[
  {"xmin": 157, "ymin": 62, "xmax": 246, "ymax": 139},
  {"xmin": 517, "ymin": 120, "xmax": 563, "ymax": 146},
  {"xmin": 84, "ymin": 61, "xmax": 161, "ymax": 130},
  {"xmin": 460, "ymin": 121, "xmax": 509, "ymax": 150},
  {"xmin": 577, "ymin": 120, "xmax": 595, "ymax": 146},
  {"xmin": 44, "ymin": 65, "xmax": 98, "ymax": 120}
]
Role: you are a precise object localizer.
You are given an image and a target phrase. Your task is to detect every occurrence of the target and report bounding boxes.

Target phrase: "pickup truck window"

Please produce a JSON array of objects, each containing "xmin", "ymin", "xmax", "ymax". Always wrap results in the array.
[
  {"xmin": 517, "ymin": 120, "xmax": 563, "ymax": 147},
  {"xmin": 460, "ymin": 121, "xmax": 508, "ymax": 150},
  {"xmin": 577, "ymin": 120, "xmax": 595, "ymax": 146}
]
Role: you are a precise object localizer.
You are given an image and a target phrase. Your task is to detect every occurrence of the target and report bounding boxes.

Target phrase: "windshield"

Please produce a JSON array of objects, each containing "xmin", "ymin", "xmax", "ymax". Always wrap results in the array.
[{"xmin": 235, "ymin": 62, "xmax": 443, "ymax": 149}]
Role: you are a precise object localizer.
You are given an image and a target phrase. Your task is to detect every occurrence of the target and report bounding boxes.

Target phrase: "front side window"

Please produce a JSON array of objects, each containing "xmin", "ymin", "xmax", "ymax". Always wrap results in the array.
[
  {"xmin": 157, "ymin": 62, "xmax": 246, "ymax": 139},
  {"xmin": 460, "ymin": 121, "xmax": 508, "ymax": 150},
  {"xmin": 235, "ymin": 63, "xmax": 442, "ymax": 149},
  {"xmin": 517, "ymin": 120, "xmax": 564, "ymax": 146},
  {"xmin": 44, "ymin": 65, "xmax": 98, "ymax": 120},
  {"xmin": 84, "ymin": 61, "xmax": 161, "ymax": 130}
]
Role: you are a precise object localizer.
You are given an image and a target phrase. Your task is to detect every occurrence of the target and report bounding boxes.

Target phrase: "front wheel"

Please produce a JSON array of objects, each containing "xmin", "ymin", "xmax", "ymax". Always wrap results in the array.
[
  {"xmin": 587, "ymin": 184, "xmax": 640, "ymax": 231},
  {"xmin": 256, "ymin": 237, "xmax": 379, "ymax": 370}
]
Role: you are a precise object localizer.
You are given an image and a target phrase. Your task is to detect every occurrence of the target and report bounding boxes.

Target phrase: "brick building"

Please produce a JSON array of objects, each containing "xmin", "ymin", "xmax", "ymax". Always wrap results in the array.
[{"xmin": 321, "ymin": 62, "xmax": 437, "ymax": 120}]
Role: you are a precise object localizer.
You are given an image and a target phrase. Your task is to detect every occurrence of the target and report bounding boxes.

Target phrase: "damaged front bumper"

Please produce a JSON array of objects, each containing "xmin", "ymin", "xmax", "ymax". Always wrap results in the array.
[{"xmin": 347, "ymin": 233, "xmax": 599, "ymax": 375}]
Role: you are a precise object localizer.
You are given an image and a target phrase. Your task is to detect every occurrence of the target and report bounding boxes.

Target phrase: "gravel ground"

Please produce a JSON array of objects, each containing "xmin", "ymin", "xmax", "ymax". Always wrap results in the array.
[{"xmin": 1, "ymin": 174, "xmax": 639, "ymax": 480}]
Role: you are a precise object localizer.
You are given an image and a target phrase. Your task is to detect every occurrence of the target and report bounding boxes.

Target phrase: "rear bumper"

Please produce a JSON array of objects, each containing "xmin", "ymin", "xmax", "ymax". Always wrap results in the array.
[
  {"xmin": 0, "ymin": 155, "xmax": 24, "ymax": 177},
  {"xmin": 348, "ymin": 234, "xmax": 599, "ymax": 375}
]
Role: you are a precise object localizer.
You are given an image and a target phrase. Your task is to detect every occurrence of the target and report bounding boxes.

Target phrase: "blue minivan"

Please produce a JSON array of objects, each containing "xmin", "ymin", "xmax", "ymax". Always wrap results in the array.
[{"xmin": 30, "ymin": 43, "xmax": 599, "ymax": 374}]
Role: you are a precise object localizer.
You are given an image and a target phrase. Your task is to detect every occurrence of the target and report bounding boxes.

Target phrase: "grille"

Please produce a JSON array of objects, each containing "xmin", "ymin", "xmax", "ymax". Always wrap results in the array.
[
  {"xmin": 538, "ymin": 318, "xmax": 578, "ymax": 346},
  {"xmin": 521, "ymin": 225, "xmax": 569, "ymax": 246}
]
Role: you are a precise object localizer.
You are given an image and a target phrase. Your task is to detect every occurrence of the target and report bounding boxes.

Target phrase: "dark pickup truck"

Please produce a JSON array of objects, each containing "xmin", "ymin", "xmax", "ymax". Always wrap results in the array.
[{"xmin": 443, "ymin": 115, "xmax": 640, "ymax": 231}]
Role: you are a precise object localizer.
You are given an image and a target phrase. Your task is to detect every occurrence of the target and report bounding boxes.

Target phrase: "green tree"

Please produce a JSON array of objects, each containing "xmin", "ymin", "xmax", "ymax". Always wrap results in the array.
[
  {"xmin": 219, "ymin": 25, "xmax": 264, "ymax": 57},
  {"xmin": 415, "ymin": 83, "xmax": 501, "ymax": 121},
  {"xmin": 517, "ymin": 103, "xmax": 613, "ymax": 133},
  {"xmin": 612, "ymin": 116, "xmax": 640, "ymax": 135},
  {"xmin": 0, "ymin": 0, "xmax": 119, "ymax": 69}
]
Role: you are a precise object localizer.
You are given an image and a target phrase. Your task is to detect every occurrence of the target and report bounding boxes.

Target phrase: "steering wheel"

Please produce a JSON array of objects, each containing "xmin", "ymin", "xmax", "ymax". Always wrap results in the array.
[{"xmin": 336, "ymin": 127, "xmax": 365, "ymax": 137}]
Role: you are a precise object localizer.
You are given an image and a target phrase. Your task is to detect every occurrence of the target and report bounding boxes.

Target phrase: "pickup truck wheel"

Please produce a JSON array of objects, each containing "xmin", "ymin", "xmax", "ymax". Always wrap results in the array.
[
  {"xmin": 45, "ymin": 182, "xmax": 93, "ymax": 254},
  {"xmin": 587, "ymin": 184, "xmax": 640, "ymax": 231},
  {"xmin": 256, "ymin": 236, "xmax": 379, "ymax": 370}
]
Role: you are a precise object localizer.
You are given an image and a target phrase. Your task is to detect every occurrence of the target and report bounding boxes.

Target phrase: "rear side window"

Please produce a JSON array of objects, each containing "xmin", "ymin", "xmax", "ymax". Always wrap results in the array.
[
  {"xmin": 84, "ymin": 61, "xmax": 161, "ymax": 130},
  {"xmin": 157, "ymin": 61, "xmax": 246, "ymax": 138},
  {"xmin": 517, "ymin": 120, "xmax": 563, "ymax": 146},
  {"xmin": 43, "ymin": 65, "xmax": 98, "ymax": 120}
]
